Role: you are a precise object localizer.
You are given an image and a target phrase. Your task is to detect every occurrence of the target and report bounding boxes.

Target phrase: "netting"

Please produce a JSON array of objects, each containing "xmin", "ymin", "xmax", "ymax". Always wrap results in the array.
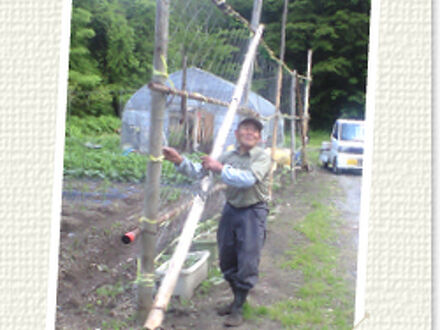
[
  {"xmin": 121, "ymin": 0, "xmax": 310, "ymax": 153},
  {"xmin": 142, "ymin": 0, "xmax": 311, "ymax": 256},
  {"xmin": 65, "ymin": 0, "xmax": 311, "ymax": 255}
]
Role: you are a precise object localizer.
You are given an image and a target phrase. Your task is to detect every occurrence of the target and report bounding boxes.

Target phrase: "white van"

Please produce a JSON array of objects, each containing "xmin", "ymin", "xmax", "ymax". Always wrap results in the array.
[{"xmin": 319, "ymin": 119, "xmax": 364, "ymax": 174}]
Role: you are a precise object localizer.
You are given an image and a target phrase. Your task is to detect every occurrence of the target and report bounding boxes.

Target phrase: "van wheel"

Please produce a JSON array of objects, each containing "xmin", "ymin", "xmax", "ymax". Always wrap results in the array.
[
  {"xmin": 332, "ymin": 158, "xmax": 340, "ymax": 175},
  {"xmin": 321, "ymin": 159, "xmax": 329, "ymax": 169}
]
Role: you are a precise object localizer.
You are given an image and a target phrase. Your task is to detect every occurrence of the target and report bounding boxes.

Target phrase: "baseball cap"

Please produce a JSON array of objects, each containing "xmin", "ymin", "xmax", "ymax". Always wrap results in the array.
[{"xmin": 238, "ymin": 117, "xmax": 263, "ymax": 132}]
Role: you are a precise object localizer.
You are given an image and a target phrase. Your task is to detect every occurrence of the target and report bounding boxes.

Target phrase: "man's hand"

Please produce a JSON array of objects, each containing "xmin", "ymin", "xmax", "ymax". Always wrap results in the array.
[
  {"xmin": 201, "ymin": 156, "xmax": 223, "ymax": 173},
  {"xmin": 163, "ymin": 147, "xmax": 183, "ymax": 165}
]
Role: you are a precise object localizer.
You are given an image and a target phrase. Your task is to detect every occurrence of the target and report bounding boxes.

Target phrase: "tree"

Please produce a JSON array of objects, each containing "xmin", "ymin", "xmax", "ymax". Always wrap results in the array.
[
  {"xmin": 68, "ymin": 7, "xmax": 108, "ymax": 116},
  {"xmin": 231, "ymin": 0, "xmax": 370, "ymax": 129},
  {"xmin": 69, "ymin": 0, "xmax": 156, "ymax": 117}
]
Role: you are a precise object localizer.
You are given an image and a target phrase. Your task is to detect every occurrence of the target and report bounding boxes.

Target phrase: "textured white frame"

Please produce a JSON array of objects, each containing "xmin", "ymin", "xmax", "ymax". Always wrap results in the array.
[{"xmin": 0, "ymin": 0, "xmax": 431, "ymax": 329}]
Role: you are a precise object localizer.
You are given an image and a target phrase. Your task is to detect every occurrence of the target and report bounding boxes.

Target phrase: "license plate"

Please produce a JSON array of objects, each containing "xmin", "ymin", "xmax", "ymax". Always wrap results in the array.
[{"xmin": 347, "ymin": 159, "xmax": 357, "ymax": 166}]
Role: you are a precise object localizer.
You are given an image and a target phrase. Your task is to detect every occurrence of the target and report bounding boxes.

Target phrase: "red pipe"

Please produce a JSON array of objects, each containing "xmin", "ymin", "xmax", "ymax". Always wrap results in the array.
[{"xmin": 121, "ymin": 227, "xmax": 141, "ymax": 244}]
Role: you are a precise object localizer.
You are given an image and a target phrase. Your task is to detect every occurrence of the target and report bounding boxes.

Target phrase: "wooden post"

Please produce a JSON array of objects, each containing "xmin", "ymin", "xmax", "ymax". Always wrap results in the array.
[
  {"xmin": 301, "ymin": 49, "xmax": 312, "ymax": 170},
  {"xmin": 180, "ymin": 51, "xmax": 189, "ymax": 151},
  {"xmin": 242, "ymin": 0, "xmax": 263, "ymax": 105},
  {"xmin": 193, "ymin": 110, "xmax": 200, "ymax": 151},
  {"xmin": 144, "ymin": 25, "xmax": 265, "ymax": 330},
  {"xmin": 268, "ymin": 0, "xmax": 288, "ymax": 199},
  {"xmin": 137, "ymin": 0, "xmax": 169, "ymax": 324},
  {"xmin": 290, "ymin": 71, "xmax": 297, "ymax": 181}
]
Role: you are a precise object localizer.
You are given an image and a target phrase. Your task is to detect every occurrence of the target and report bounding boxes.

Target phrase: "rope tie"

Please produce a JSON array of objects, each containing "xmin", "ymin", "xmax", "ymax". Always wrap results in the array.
[
  {"xmin": 139, "ymin": 216, "xmax": 158, "ymax": 225},
  {"xmin": 152, "ymin": 55, "xmax": 177, "ymax": 90},
  {"xmin": 148, "ymin": 154, "xmax": 164, "ymax": 163},
  {"xmin": 135, "ymin": 259, "xmax": 156, "ymax": 287}
]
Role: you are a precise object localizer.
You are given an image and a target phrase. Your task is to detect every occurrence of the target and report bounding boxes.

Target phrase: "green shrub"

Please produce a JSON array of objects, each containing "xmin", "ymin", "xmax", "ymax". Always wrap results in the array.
[
  {"xmin": 64, "ymin": 115, "xmax": 194, "ymax": 183},
  {"xmin": 66, "ymin": 115, "xmax": 121, "ymax": 137}
]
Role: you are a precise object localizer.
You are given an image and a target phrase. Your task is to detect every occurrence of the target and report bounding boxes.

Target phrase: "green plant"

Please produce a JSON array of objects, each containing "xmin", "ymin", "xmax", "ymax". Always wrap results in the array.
[
  {"xmin": 101, "ymin": 319, "xmax": 129, "ymax": 330},
  {"xmin": 111, "ymin": 221, "xmax": 122, "ymax": 231},
  {"xmin": 168, "ymin": 128, "xmax": 186, "ymax": 148},
  {"xmin": 64, "ymin": 115, "xmax": 196, "ymax": 183},
  {"xmin": 160, "ymin": 186, "xmax": 182, "ymax": 203},
  {"xmin": 198, "ymin": 266, "xmax": 223, "ymax": 295},
  {"xmin": 96, "ymin": 282, "xmax": 125, "ymax": 299}
]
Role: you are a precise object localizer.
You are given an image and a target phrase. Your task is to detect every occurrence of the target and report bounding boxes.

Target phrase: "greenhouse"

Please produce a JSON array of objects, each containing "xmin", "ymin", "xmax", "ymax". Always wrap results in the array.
[{"xmin": 121, "ymin": 67, "xmax": 284, "ymax": 153}]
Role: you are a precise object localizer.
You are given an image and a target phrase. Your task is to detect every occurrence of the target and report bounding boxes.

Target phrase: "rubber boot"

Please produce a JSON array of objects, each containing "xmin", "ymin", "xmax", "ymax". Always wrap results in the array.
[
  {"xmin": 217, "ymin": 283, "xmax": 236, "ymax": 316},
  {"xmin": 223, "ymin": 288, "xmax": 248, "ymax": 327}
]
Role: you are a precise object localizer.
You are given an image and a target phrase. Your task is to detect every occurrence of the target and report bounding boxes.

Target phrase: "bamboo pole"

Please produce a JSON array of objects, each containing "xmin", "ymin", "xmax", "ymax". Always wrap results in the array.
[
  {"xmin": 180, "ymin": 52, "xmax": 189, "ymax": 150},
  {"xmin": 121, "ymin": 184, "xmax": 226, "ymax": 233},
  {"xmin": 137, "ymin": 0, "xmax": 169, "ymax": 324},
  {"xmin": 148, "ymin": 82, "xmax": 267, "ymax": 121},
  {"xmin": 290, "ymin": 71, "xmax": 297, "ymax": 181},
  {"xmin": 192, "ymin": 110, "xmax": 200, "ymax": 151},
  {"xmin": 157, "ymin": 183, "xmax": 226, "ymax": 226},
  {"xmin": 144, "ymin": 24, "xmax": 265, "ymax": 330},
  {"xmin": 300, "ymin": 49, "xmax": 312, "ymax": 170},
  {"xmin": 268, "ymin": 0, "xmax": 288, "ymax": 199},
  {"xmin": 119, "ymin": 184, "xmax": 226, "ymax": 246},
  {"xmin": 242, "ymin": 0, "xmax": 263, "ymax": 105},
  {"xmin": 209, "ymin": 0, "xmax": 311, "ymax": 82}
]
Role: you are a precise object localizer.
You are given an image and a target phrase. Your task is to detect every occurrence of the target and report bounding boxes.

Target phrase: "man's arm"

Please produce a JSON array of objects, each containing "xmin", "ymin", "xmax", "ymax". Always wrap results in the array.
[
  {"xmin": 201, "ymin": 155, "xmax": 257, "ymax": 188},
  {"xmin": 221, "ymin": 165, "xmax": 257, "ymax": 188},
  {"xmin": 163, "ymin": 147, "xmax": 206, "ymax": 179}
]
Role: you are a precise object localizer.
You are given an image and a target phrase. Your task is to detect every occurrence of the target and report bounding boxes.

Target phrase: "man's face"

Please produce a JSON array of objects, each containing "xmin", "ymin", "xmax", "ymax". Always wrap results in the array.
[{"xmin": 235, "ymin": 122, "xmax": 261, "ymax": 150}]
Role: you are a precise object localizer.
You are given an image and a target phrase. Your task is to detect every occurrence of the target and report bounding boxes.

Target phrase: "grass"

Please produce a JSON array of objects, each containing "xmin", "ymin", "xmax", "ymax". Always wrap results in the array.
[
  {"xmin": 308, "ymin": 130, "xmax": 331, "ymax": 149},
  {"xmin": 307, "ymin": 130, "xmax": 330, "ymax": 165},
  {"xmin": 245, "ymin": 200, "xmax": 353, "ymax": 329}
]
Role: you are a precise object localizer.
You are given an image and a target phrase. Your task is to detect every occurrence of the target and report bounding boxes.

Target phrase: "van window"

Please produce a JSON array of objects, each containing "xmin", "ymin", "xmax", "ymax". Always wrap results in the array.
[{"xmin": 341, "ymin": 123, "xmax": 364, "ymax": 141}]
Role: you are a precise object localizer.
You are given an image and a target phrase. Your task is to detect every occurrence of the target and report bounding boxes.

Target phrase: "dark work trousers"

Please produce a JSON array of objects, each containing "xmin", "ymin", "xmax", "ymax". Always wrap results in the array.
[{"xmin": 217, "ymin": 202, "xmax": 268, "ymax": 291}]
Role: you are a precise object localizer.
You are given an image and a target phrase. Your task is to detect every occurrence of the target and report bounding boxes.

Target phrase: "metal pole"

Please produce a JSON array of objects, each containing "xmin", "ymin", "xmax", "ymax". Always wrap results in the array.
[{"xmin": 137, "ymin": 0, "xmax": 169, "ymax": 324}]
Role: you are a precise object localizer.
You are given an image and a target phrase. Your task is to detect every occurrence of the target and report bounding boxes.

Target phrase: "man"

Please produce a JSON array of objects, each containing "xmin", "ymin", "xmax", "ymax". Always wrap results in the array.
[{"xmin": 163, "ymin": 117, "xmax": 271, "ymax": 327}]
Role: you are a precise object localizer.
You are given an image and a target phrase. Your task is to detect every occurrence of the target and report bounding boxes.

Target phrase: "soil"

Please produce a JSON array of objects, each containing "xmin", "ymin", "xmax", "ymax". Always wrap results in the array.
[{"xmin": 55, "ymin": 166, "xmax": 361, "ymax": 330}]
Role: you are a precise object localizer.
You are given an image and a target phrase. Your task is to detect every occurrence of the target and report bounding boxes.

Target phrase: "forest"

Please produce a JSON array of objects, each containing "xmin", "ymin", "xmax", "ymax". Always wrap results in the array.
[{"xmin": 69, "ymin": 0, "xmax": 370, "ymax": 129}]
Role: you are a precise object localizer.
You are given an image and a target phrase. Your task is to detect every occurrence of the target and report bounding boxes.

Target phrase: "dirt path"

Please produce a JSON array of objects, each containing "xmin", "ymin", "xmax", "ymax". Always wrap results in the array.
[{"xmin": 56, "ymin": 167, "xmax": 361, "ymax": 329}]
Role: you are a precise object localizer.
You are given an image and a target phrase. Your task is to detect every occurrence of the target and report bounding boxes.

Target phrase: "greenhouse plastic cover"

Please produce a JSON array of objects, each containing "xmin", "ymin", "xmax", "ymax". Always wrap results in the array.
[{"xmin": 121, "ymin": 67, "xmax": 284, "ymax": 153}]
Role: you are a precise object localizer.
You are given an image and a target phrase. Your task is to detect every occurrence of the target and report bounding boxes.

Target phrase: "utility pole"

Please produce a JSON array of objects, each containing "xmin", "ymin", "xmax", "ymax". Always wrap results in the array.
[{"xmin": 137, "ymin": 0, "xmax": 169, "ymax": 324}]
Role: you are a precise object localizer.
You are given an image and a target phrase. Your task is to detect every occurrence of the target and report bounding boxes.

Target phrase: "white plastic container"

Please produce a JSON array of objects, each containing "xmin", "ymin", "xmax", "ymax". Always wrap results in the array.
[{"xmin": 155, "ymin": 250, "xmax": 210, "ymax": 299}]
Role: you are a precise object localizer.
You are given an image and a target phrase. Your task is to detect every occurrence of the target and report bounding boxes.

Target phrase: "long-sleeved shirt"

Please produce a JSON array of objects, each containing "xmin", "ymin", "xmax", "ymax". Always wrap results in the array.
[
  {"xmin": 176, "ymin": 158, "xmax": 257, "ymax": 188},
  {"xmin": 175, "ymin": 146, "xmax": 271, "ymax": 208}
]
